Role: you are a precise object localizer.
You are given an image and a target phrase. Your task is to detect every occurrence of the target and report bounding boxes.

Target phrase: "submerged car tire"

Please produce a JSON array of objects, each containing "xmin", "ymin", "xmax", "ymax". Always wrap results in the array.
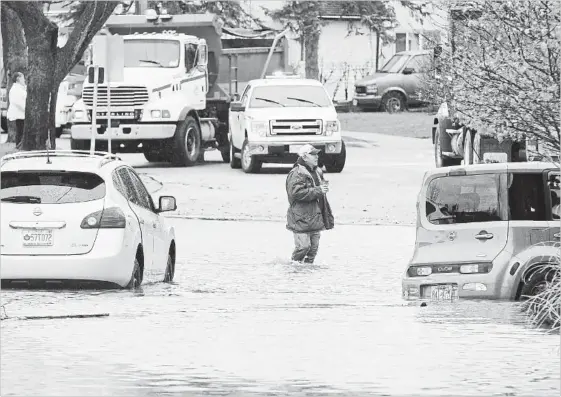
[
  {"xmin": 241, "ymin": 139, "xmax": 262, "ymax": 174},
  {"xmin": 163, "ymin": 251, "xmax": 175, "ymax": 283},
  {"xmin": 171, "ymin": 116, "xmax": 201, "ymax": 166},
  {"xmin": 126, "ymin": 257, "xmax": 143, "ymax": 289},
  {"xmin": 229, "ymin": 137, "xmax": 241, "ymax": 169},
  {"xmin": 144, "ymin": 150, "xmax": 167, "ymax": 163},
  {"xmin": 520, "ymin": 267, "xmax": 557, "ymax": 299},
  {"xmin": 325, "ymin": 141, "xmax": 346, "ymax": 173}
]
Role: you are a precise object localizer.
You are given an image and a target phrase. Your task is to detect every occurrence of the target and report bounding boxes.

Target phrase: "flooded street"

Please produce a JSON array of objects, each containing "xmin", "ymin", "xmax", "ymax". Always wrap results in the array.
[
  {"xmin": 2, "ymin": 132, "xmax": 559, "ymax": 396},
  {"xmin": 2, "ymin": 219, "xmax": 559, "ymax": 396}
]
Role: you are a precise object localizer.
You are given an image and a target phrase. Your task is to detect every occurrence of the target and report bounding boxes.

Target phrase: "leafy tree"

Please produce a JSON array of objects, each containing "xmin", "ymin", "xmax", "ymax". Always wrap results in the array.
[
  {"xmin": 421, "ymin": 0, "xmax": 560, "ymax": 152},
  {"xmin": 3, "ymin": 1, "xmax": 118, "ymax": 150}
]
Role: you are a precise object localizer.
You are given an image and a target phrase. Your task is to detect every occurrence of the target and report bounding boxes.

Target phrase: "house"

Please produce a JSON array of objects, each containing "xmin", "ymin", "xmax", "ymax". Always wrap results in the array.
[{"xmin": 242, "ymin": 0, "xmax": 447, "ymax": 102}]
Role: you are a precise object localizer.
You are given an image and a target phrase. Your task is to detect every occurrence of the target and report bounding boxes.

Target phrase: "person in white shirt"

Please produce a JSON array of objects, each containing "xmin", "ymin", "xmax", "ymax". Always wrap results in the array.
[{"xmin": 7, "ymin": 72, "xmax": 27, "ymax": 148}]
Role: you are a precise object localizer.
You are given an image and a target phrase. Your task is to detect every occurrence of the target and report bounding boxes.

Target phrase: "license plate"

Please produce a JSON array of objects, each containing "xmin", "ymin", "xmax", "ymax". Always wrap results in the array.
[
  {"xmin": 22, "ymin": 229, "xmax": 53, "ymax": 247},
  {"xmin": 352, "ymin": 99, "xmax": 358, "ymax": 106},
  {"xmin": 289, "ymin": 144, "xmax": 303, "ymax": 154},
  {"xmin": 425, "ymin": 285, "xmax": 458, "ymax": 301}
]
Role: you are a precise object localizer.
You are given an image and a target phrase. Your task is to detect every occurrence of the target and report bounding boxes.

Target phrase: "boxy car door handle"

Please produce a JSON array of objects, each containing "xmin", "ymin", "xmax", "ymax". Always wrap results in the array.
[{"xmin": 475, "ymin": 232, "xmax": 494, "ymax": 240}]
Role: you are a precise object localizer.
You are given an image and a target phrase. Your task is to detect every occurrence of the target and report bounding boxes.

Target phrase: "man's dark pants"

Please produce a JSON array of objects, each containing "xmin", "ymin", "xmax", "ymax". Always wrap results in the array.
[{"xmin": 292, "ymin": 231, "xmax": 321, "ymax": 263}]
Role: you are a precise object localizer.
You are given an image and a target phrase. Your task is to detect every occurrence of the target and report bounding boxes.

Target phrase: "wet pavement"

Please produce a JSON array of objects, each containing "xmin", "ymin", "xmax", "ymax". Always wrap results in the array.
[{"xmin": 1, "ymin": 131, "xmax": 560, "ymax": 396}]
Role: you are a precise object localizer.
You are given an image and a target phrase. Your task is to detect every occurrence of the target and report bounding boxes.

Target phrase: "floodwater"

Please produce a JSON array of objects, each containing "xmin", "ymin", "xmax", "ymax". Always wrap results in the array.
[{"xmin": 1, "ymin": 220, "xmax": 559, "ymax": 396}]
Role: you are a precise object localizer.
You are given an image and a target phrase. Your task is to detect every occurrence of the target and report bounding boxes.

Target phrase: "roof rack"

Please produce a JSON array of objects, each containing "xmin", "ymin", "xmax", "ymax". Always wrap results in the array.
[{"xmin": 1, "ymin": 150, "xmax": 122, "ymax": 167}]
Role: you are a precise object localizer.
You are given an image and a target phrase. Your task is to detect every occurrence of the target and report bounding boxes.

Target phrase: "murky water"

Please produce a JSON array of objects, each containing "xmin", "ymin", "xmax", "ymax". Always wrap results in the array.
[{"xmin": 1, "ymin": 220, "xmax": 559, "ymax": 396}]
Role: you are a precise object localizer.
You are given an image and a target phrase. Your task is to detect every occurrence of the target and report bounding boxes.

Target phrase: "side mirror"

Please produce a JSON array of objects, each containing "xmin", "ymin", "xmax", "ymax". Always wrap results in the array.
[
  {"xmin": 402, "ymin": 67, "xmax": 415, "ymax": 75},
  {"xmin": 230, "ymin": 101, "xmax": 245, "ymax": 112},
  {"xmin": 158, "ymin": 196, "xmax": 177, "ymax": 213}
]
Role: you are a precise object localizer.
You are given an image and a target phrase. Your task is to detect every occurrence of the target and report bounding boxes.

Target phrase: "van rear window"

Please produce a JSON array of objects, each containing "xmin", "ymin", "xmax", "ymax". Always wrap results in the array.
[
  {"xmin": 425, "ymin": 174, "xmax": 504, "ymax": 224},
  {"xmin": 1, "ymin": 171, "xmax": 105, "ymax": 204}
]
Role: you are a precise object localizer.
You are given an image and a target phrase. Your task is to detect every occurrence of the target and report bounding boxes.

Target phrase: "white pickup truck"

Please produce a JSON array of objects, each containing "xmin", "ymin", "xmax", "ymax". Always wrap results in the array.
[{"xmin": 228, "ymin": 75, "xmax": 346, "ymax": 173}]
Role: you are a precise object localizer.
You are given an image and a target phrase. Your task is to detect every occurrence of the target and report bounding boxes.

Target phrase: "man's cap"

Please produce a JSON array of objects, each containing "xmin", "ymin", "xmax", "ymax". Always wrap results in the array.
[{"xmin": 298, "ymin": 144, "xmax": 321, "ymax": 157}]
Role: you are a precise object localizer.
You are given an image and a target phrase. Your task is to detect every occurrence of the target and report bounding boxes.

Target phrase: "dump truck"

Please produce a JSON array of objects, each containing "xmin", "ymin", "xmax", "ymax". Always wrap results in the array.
[
  {"xmin": 70, "ymin": 13, "xmax": 288, "ymax": 166},
  {"xmin": 431, "ymin": 5, "xmax": 528, "ymax": 167}
]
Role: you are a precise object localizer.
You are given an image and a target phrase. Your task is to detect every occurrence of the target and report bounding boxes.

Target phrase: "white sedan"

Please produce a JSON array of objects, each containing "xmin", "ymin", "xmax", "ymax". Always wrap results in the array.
[{"xmin": 0, "ymin": 150, "xmax": 177, "ymax": 289}]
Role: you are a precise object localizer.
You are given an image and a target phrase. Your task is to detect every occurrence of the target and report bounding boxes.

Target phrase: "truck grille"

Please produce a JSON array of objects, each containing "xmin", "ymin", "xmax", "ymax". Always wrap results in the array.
[
  {"xmin": 355, "ymin": 86, "xmax": 367, "ymax": 94},
  {"xmin": 82, "ymin": 86, "xmax": 149, "ymax": 107},
  {"xmin": 270, "ymin": 119, "xmax": 322, "ymax": 136}
]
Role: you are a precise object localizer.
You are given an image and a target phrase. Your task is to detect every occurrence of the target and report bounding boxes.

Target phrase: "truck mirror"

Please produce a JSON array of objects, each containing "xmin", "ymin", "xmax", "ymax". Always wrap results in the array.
[
  {"xmin": 197, "ymin": 44, "xmax": 208, "ymax": 67},
  {"xmin": 402, "ymin": 67, "xmax": 415, "ymax": 75},
  {"xmin": 230, "ymin": 101, "xmax": 244, "ymax": 112}
]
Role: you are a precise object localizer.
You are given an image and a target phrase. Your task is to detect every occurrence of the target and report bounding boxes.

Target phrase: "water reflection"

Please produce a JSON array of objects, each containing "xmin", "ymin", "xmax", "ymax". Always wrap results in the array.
[{"xmin": 1, "ymin": 220, "xmax": 559, "ymax": 396}]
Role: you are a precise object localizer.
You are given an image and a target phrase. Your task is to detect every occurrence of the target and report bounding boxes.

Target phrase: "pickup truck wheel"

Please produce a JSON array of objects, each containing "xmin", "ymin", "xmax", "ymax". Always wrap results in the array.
[
  {"xmin": 230, "ymin": 139, "xmax": 241, "ymax": 169},
  {"xmin": 241, "ymin": 139, "xmax": 262, "ymax": 173},
  {"xmin": 172, "ymin": 116, "xmax": 201, "ymax": 166},
  {"xmin": 383, "ymin": 92, "xmax": 405, "ymax": 113},
  {"xmin": 55, "ymin": 127, "xmax": 64, "ymax": 138},
  {"xmin": 325, "ymin": 141, "xmax": 346, "ymax": 173},
  {"xmin": 70, "ymin": 139, "xmax": 90, "ymax": 151}
]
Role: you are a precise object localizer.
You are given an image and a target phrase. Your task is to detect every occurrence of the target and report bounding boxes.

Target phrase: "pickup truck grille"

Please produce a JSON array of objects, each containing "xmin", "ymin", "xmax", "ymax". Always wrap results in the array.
[
  {"xmin": 270, "ymin": 119, "xmax": 322, "ymax": 136},
  {"xmin": 82, "ymin": 86, "xmax": 149, "ymax": 107}
]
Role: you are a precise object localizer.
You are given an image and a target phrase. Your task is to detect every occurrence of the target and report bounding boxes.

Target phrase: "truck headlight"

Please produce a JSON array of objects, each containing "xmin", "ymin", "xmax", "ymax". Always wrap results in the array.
[
  {"xmin": 150, "ymin": 110, "xmax": 171, "ymax": 119},
  {"xmin": 72, "ymin": 110, "xmax": 89, "ymax": 122},
  {"xmin": 366, "ymin": 84, "xmax": 377, "ymax": 94},
  {"xmin": 251, "ymin": 121, "xmax": 269, "ymax": 137},
  {"xmin": 325, "ymin": 120, "xmax": 339, "ymax": 136}
]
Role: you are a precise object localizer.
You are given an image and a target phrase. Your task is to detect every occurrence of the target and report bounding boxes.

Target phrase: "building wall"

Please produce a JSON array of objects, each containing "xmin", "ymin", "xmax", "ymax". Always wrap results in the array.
[{"xmin": 242, "ymin": 0, "xmax": 448, "ymax": 102}]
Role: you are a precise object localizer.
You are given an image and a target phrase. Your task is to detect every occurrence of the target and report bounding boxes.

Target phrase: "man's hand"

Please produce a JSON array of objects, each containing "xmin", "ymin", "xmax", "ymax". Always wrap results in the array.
[{"xmin": 319, "ymin": 184, "xmax": 329, "ymax": 194}]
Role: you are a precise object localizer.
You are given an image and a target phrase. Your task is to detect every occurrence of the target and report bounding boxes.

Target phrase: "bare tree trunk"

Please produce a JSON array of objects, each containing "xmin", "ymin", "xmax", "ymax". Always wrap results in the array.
[
  {"xmin": 48, "ymin": 86, "xmax": 58, "ymax": 149},
  {"xmin": 1, "ymin": 4, "xmax": 27, "ymax": 144},
  {"xmin": 304, "ymin": 29, "xmax": 320, "ymax": 80},
  {"xmin": 22, "ymin": 28, "xmax": 58, "ymax": 151}
]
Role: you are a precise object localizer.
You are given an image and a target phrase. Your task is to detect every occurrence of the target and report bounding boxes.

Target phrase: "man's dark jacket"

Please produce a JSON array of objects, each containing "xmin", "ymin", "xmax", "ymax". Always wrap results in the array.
[{"xmin": 286, "ymin": 160, "xmax": 334, "ymax": 233}]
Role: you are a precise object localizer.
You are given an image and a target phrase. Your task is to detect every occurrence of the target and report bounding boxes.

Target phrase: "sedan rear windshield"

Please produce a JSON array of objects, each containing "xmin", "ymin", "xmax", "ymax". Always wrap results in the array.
[
  {"xmin": 1, "ymin": 171, "xmax": 106, "ymax": 204},
  {"xmin": 425, "ymin": 174, "xmax": 505, "ymax": 224}
]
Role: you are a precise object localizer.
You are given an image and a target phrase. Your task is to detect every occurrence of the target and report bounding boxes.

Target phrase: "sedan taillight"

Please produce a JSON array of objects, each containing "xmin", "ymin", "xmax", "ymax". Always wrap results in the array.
[{"xmin": 80, "ymin": 207, "xmax": 126, "ymax": 229}]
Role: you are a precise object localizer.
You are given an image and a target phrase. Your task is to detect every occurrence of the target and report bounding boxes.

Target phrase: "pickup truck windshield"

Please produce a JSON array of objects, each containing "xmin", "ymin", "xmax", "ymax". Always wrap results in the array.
[
  {"xmin": 124, "ymin": 39, "xmax": 180, "ymax": 68},
  {"xmin": 249, "ymin": 85, "xmax": 332, "ymax": 108},
  {"xmin": 379, "ymin": 54, "xmax": 410, "ymax": 73}
]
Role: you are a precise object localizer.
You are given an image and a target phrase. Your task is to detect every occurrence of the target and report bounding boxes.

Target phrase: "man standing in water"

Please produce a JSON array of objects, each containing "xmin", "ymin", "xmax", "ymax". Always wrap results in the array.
[{"xmin": 286, "ymin": 144, "xmax": 334, "ymax": 263}]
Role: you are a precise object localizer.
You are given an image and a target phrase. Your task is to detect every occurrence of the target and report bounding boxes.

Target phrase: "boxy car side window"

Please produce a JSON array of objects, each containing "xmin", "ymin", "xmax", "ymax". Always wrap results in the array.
[
  {"xmin": 507, "ymin": 172, "xmax": 546, "ymax": 221},
  {"xmin": 1, "ymin": 171, "xmax": 105, "ymax": 204},
  {"xmin": 425, "ymin": 174, "xmax": 504, "ymax": 224}
]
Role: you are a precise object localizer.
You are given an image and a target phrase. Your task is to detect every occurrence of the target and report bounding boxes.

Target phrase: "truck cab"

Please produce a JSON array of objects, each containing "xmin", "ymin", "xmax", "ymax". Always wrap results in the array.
[{"xmin": 228, "ymin": 74, "xmax": 346, "ymax": 174}]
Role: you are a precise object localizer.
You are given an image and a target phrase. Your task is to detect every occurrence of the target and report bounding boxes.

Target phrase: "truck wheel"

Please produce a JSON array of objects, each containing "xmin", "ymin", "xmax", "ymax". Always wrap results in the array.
[
  {"xmin": 197, "ymin": 150, "xmax": 205, "ymax": 163},
  {"xmin": 1, "ymin": 117, "xmax": 8, "ymax": 134},
  {"xmin": 325, "ymin": 141, "xmax": 346, "ymax": 173},
  {"xmin": 229, "ymin": 138, "xmax": 241, "ymax": 169},
  {"xmin": 144, "ymin": 150, "xmax": 166, "ymax": 163},
  {"xmin": 241, "ymin": 139, "xmax": 262, "ymax": 173},
  {"xmin": 70, "ymin": 139, "xmax": 90, "ymax": 151},
  {"xmin": 172, "ymin": 116, "xmax": 201, "ymax": 166},
  {"xmin": 382, "ymin": 92, "xmax": 405, "ymax": 113},
  {"xmin": 220, "ymin": 137, "xmax": 231, "ymax": 163},
  {"xmin": 55, "ymin": 127, "xmax": 64, "ymax": 138}
]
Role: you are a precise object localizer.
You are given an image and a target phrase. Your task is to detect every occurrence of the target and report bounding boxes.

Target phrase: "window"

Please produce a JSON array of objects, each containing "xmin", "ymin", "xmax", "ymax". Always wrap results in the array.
[
  {"xmin": 379, "ymin": 54, "xmax": 410, "ymax": 73},
  {"xmin": 1, "ymin": 171, "xmax": 105, "ymax": 204},
  {"xmin": 249, "ymin": 85, "xmax": 332, "ymax": 108},
  {"xmin": 116, "ymin": 167, "xmax": 141, "ymax": 207},
  {"xmin": 425, "ymin": 174, "xmax": 504, "ymax": 224},
  {"xmin": 547, "ymin": 172, "xmax": 559, "ymax": 220},
  {"xmin": 406, "ymin": 55, "xmax": 432, "ymax": 73},
  {"xmin": 185, "ymin": 43, "xmax": 198, "ymax": 71},
  {"xmin": 126, "ymin": 168, "xmax": 156, "ymax": 212},
  {"xmin": 240, "ymin": 85, "xmax": 251, "ymax": 106},
  {"xmin": 508, "ymin": 173, "xmax": 546, "ymax": 221},
  {"xmin": 396, "ymin": 33, "xmax": 407, "ymax": 53},
  {"xmin": 124, "ymin": 39, "xmax": 180, "ymax": 68}
]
